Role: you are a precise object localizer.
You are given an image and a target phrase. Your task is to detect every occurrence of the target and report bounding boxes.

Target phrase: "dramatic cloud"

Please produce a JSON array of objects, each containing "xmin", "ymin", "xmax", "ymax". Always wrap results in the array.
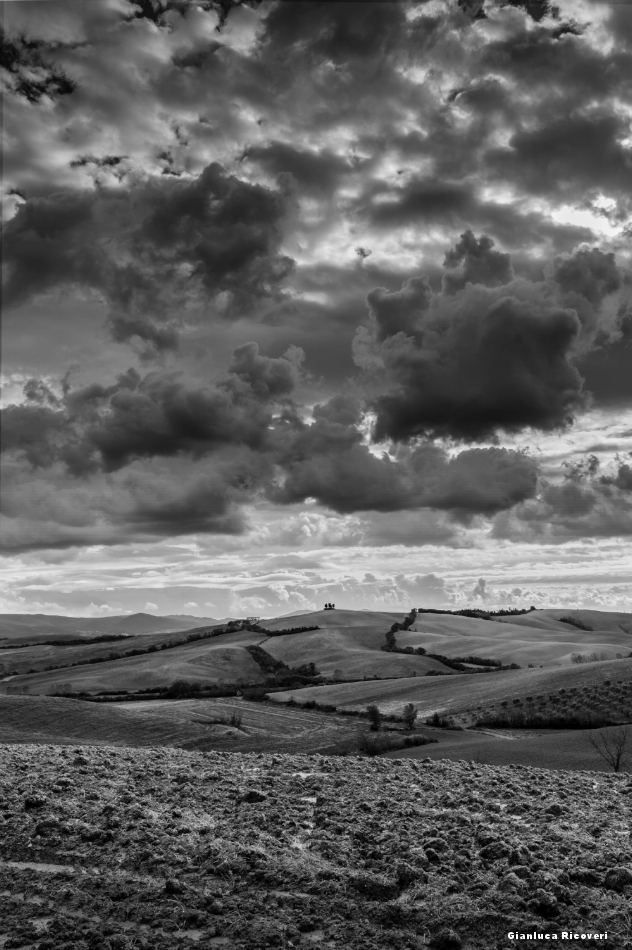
[
  {"xmin": 2, "ymin": 163, "xmax": 295, "ymax": 350},
  {"xmin": 354, "ymin": 234, "xmax": 628, "ymax": 443},
  {"xmin": 493, "ymin": 452, "xmax": 632, "ymax": 539},
  {"xmin": 271, "ymin": 394, "xmax": 538, "ymax": 515},
  {"xmin": 2, "ymin": 0, "xmax": 632, "ymax": 612},
  {"xmin": 1, "ymin": 343, "xmax": 304, "ymax": 475}
]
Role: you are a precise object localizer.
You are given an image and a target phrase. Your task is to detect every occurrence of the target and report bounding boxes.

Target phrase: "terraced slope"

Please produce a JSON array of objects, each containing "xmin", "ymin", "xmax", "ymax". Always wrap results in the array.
[{"xmin": 1, "ymin": 745, "xmax": 631, "ymax": 949}]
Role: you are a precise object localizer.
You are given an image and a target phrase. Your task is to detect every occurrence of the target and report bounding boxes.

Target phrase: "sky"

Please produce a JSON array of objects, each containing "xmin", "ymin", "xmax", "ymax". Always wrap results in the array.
[{"xmin": 1, "ymin": 0, "xmax": 632, "ymax": 619}]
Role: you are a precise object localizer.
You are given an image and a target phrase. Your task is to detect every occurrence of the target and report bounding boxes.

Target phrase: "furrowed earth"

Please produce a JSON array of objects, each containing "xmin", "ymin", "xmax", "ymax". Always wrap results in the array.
[{"xmin": 2, "ymin": 744, "xmax": 632, "ymax": 950}]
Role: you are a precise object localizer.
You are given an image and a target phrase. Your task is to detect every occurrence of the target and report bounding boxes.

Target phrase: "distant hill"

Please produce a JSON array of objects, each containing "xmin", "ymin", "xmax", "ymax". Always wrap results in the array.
[{"xmin": 0, "ymin": 612, "xmax": 219, "ymax": 642}]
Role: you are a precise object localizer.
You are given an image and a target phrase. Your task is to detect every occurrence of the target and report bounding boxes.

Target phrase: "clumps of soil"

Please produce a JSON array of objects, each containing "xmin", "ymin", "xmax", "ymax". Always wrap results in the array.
[{"xmin": 1, "ymin": 744, "xmax": 631, "ymax": 949}]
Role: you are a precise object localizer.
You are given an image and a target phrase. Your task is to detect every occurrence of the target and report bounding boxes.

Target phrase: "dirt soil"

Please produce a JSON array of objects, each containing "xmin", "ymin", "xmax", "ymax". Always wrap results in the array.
[{"xmin": 1, "ymin": 744, "xmax": 632, "ymax": 950}]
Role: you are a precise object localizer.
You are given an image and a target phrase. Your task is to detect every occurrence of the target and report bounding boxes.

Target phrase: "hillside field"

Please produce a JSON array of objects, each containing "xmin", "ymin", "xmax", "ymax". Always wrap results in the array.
[
  {"xmin": 0, "ymin": 695, "xmax": 364, "ymax": 755},
  {"xmin": 1, "ymin": 629, "xmax": 268, "ymax": 694},
  {"xmin": 4, "ymin": 607, "xmax": 630, "ymax": 701},
  {"xmin": 270, "ymin": 657, "xmax": 632, "ymax": 720}
]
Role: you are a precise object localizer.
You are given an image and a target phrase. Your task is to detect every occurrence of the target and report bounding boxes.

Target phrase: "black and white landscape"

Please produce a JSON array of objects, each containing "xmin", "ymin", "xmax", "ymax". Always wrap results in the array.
[{"xmin": 2, "ymin": 0, "xmax": 632, "ymax": 948}]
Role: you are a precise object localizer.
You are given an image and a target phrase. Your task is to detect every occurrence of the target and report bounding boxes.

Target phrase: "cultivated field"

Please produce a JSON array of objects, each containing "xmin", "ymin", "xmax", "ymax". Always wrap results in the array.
[
  {"xmin": 0, "ymin": 696, "xmax": 243, "ymax": 749},
  {"xmin": 1, "ymin": 630, "xmax": 268, "ymax": 695},
  {"xmin": 262, "ymin": 609, "xmax": 457, "ymax": 679},
  {"xmin": 0, "ymin": 695, "xmax": 364, "ymax": 755},
  {"xmin": 117, "ymin": 697, "xmax": 365, "ymax": 754},
  {"xmin": 270, "ymin": 657, "xmax": 632, "ymax": 719},
  {"xmin": 385, "ymin": 724, "xmax": 632, "ymax": 772},
  {"xmin": 3, "ymin": 608, "xmax": 631, "ymax": 699},
  {"xmin": 2, "ymin": 744, "xmax": 631, "ymax": 950},
  {"xmin": 399, "ymin": 612, "xmax": 632, "ymax": 667}
]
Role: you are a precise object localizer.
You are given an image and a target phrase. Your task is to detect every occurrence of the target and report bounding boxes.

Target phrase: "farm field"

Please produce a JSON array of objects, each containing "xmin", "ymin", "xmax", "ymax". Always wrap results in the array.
[
  {"xmin": 1, "ymin": 630, "xmax": 268, "ymax": 695},
  {"xmin": 399, "ymin": 612, "xmax": 632, "ymax": 667},
  {"xmin": 270, "ymin": 656, "xmax": 632, "ymax": 720},
  {"xmin": 0, "ymin": 695, "xmax": 363, "ymax": 755},
  {"xmin": 5, "ymin": 607, "xmax": 630, "ymax": 700},
  {"xmin": 117, "ymin": 697, "xmax": 365, "ymax": 754},
  {"xmin": 384, "ymin": 724, "xmax": 630, "ymax": 773},
  {"xmin": 496, "ymin": 608, "xmax": 632, "ymax": 635},
  {"xmin": 262, "ymin": 610, "xmax": 457, "ymax": 679},
  {"xmin": 0, "ymin": 695, "xmax": 238, "ymax": 749},
  {"xmin": 0, "ymin": 624, "xmax": 231, "ymax": 676}
]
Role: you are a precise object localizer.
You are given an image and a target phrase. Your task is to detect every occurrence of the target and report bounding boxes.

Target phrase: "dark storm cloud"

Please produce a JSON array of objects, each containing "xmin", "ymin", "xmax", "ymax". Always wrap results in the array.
[
  {"xmin": 550, "ymin": 246, "xmax": 622, "ymax": 308},
  {"xmin": 2, "ymin": 163, "xmax": 295, "ymax": 350},
  {"xmin": 356, "ymin": 178, "xmax": 596, "ymax": 255},
  {"xmin": 355, "ymin": 234, "xmax": 628, "ymax": 443},
  {"xmin": 487, "ymin": 110, "xmax": 632, "ymax": 216},
  {"xmin": 242, "ymin": 142, "xmax": 353, "ymax": 196},
  {"xmin": 260, "ymin": 1, "xmax": 410, "ymax": 67},
  {"xmin": 271, "ymin": 397, "xmax": 538, "ymax": 516},
  {"xmin": 493, "ymin": 452, "xmax": 632, "ymax": 540},
  {"xmin": 442, "ymin": 230, "xmax": 514, "ymax": 294},
  {"xmin": 1, "ymin": 344, "xmax": 303, "ymax": 475}
]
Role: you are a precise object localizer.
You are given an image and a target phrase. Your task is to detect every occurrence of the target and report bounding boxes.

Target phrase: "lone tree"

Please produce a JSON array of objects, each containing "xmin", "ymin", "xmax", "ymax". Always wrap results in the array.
[
  {"xmin": 587, "ymin": 725, "xmax": 630, "ymax": 773},
  {"xmin": 402, "ymin": 703, "xmax": 418, "ymax": 731},
  {"xmin": 366, "ymin": 703, "xmax": 382, "ymax": 732}
]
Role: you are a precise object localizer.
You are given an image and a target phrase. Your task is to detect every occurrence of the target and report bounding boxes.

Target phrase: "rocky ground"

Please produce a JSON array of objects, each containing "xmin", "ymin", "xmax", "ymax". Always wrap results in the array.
[{"xmin": 1, "ymin": 744, "xmax": 631, "ymax": 950}]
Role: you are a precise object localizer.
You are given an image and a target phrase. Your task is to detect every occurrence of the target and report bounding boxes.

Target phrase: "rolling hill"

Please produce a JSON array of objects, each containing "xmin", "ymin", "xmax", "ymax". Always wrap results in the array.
[
  {"xmin": 0, "ymin": 611, "xmax": 218, "ymax": 642},
  {"xmin": 2, "ymin": 607, "xmax": 631, "ymax": 701},
  {"xmin": 1, "ymin": 629, "xmax": 268, "ymax": 695}
]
